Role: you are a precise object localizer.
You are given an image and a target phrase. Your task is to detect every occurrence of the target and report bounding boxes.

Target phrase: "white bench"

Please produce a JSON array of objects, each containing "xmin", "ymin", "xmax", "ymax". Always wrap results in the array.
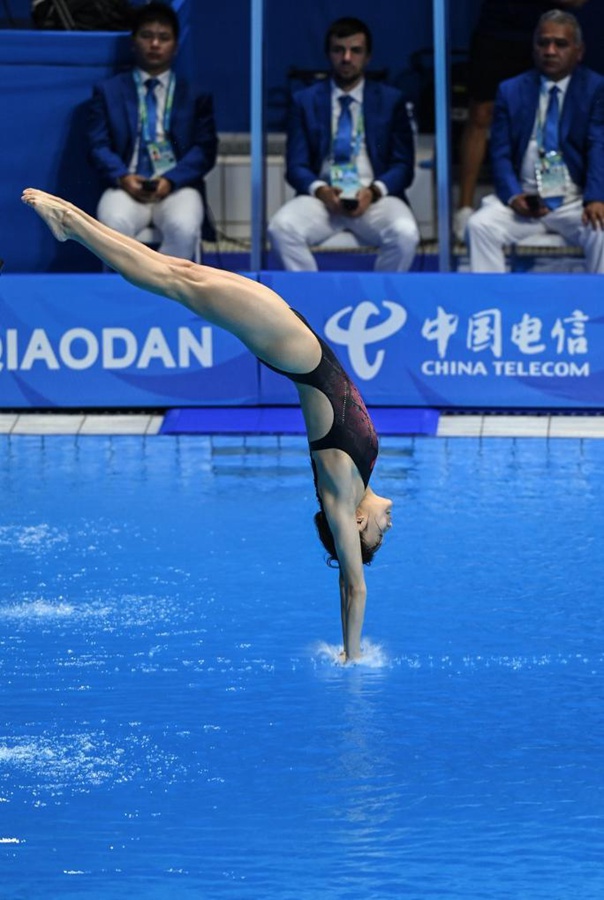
[{"xmin": 509, "ymin": 233, "xmax": 585, "ymax": 273}]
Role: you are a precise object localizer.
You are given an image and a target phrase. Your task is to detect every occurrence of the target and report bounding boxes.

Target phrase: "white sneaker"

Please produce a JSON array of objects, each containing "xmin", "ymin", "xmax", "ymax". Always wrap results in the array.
[{"xmin": 453, "ymin": 206, "xmax": 473, "ymax": 244}]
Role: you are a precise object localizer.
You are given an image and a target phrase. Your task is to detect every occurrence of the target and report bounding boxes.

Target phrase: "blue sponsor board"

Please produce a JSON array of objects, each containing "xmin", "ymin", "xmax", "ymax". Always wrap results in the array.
[
  {"xmin": 0, "ymin": 275, "xmax": 258, "ymax": 408},
  {"xmin": 1, "ymin": 272, "xmax": 603, "ymax": 409},
  {"xmin": 261, "ymin": 272, "xmax": 604, "ymax": 409}
]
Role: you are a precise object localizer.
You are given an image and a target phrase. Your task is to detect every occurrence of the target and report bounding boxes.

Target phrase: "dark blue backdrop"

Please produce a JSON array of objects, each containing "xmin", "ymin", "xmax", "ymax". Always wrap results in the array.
[
  {"xmin": 191, "ymin": 0, "xmax": 484, "ymax": 133},
  {"xmin": 1, "ymin": 0, "xmax": 602, "ymax": 273},
  {"xmin": 190, "ymin": 0, "xmax": 603, "ymax": 132}
]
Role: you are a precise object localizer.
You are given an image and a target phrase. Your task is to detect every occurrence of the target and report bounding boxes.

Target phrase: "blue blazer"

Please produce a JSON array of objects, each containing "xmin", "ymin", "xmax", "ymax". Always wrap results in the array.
[
  {"xmin": 491, "ymin": 65, "xmax": 604, "ymax": 205},
  {"xmin": 286, "ymin": 78, "xmax": 415, "ymax": 201},
  {"xmin": 87, "ymin": 71, "xmax": 218, "ymax": 194}
]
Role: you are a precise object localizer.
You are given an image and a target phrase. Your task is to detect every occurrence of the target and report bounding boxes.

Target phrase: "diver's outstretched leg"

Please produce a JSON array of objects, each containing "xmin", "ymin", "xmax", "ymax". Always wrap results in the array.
[
  {"xmin": 22, "ymin": 189, "xmax": 164, "ymax": 264},
  {"xmin": 21, "ymin": 188, "xmax": 317, "ymax": 370},
  {"xmin": 21, "ymin": 188, "xmax": 198, "ymax": 304},
  {"xmin": 21, "ymin": 189, "xmax": 75, "ymax": 242}
]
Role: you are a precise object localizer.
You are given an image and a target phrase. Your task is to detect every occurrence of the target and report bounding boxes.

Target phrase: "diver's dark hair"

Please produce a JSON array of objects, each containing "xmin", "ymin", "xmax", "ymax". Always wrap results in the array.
[
  {"xmin": 314, "ymin": 509, "xmax": 380, "ymax": 567},
  {"xmin": 324, "ymin": 17, "xmax": 373, "ymax": 56},
  {"xmin": 132, "ymin": 1, "xmax": 179, "ymax": 40}
]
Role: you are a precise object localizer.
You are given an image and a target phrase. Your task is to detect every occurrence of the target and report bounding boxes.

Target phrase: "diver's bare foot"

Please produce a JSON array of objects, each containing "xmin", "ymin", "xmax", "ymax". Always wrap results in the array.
[{"xmin": 21, "ymin": 189, "xmax": 74, "ymax": 242}]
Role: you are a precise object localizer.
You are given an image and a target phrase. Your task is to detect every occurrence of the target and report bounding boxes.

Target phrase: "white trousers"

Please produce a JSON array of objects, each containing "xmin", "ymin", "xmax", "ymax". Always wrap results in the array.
[
  {"xmin": 268, "ymin": 195, "xmax": 420, "ymax": 272},
  {"xmin": 468, "ymin": 194, "xmax": 604, "ymax": 274},
  {"xmin": 97, "ymin": 187, "xmax": 204, "ymax": 260}
]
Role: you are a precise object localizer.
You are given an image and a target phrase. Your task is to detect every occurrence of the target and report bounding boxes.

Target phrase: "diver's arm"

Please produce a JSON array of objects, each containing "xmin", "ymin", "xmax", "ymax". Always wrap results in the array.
[
  {"xmin": 339, "ymin": 569, "xmax": 366, "ymax": 661},
  {"xmin": 322, "ymin": 492, "xmax": 367, "ymax": 661}
]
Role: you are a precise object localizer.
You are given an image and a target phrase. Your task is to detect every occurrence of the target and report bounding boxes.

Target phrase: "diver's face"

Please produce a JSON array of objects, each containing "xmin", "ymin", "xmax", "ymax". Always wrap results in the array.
[{"xmin": 359, "ymin": 496, "xmax": 393, "ymax": 549}]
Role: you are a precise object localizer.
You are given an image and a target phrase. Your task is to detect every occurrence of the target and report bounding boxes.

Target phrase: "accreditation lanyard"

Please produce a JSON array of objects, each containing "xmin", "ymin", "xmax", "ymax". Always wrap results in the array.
[{"xmin": 134, "ymin": 70, "xmax": 176, "ymax": 143}]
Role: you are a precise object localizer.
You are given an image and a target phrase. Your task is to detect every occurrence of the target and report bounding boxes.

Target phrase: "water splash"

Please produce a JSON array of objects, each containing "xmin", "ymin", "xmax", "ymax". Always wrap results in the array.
[
  {"xmin": 0, "ymin": 731, "xmax": 183, "ymax": 797},
  {"xmin": 313, "ymin": 639, "xmax": 388, "ymax": 668},
  {"xmin": 0, "ymin": 593, "xmax": 188, "ymax": 628},
  {"xmin": 0, "ymin": 599, "xmax": 77, "ymax": 620}
]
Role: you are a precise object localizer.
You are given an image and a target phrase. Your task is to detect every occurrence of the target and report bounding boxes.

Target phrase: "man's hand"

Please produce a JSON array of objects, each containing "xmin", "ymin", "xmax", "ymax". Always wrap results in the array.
[
  {"xmin": 315, "ymin": 184, "xmax": 343, "ymax": 214},
  {"xmin": 582, "ymin": 201, "xmax": 604, "ymax": 229},
  {"xmin": 315, "ymin": 184, "xmax": 373, "ymax": 217},
  {"xmin": 344, "ymin": 186, "xmax": 373, "ymax": 217},
  {"xmin": 510, "ymin": 193, "xmax": 549, "ymax": 218},
  {"xmin": 151, "ymin": 177, "xmax": 172, "ymax": 200},
  {"xmin": 118, "ymin": 175, "xmax": 172, "ymax": 203}
]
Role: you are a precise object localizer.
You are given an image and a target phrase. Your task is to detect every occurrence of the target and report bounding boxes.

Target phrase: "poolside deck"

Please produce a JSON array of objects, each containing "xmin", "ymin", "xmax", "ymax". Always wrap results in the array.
[{"xmin": 2, "ymin": 412, "xmax": 604, "ymax": 438}]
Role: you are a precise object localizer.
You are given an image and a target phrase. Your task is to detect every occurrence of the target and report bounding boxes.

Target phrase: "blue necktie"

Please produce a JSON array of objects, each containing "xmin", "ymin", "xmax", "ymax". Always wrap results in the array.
[
  {"xmin": 542, "ymin": 85, "xmax": 562, "ymax": 209},
  {"xmin": 137, "ymin": 77, "xmax": 160, "ymax": 176},
  {"xmin": 543, "ymin": 85, "xmax": 560, "ymax": 153},
  {"xmin": 333, "ymin": 95, "xmax": 354, "ymax": 163}
]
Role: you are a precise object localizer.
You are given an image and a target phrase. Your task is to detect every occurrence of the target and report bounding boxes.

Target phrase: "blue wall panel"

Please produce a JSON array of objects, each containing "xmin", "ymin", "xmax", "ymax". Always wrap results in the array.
[{"xmin": 0, "ymin": 32, "xmax": 132, "ymax": 274}]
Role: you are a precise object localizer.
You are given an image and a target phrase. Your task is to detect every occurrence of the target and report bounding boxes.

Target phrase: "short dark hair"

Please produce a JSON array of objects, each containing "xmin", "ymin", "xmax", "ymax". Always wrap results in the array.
[
  {"xmin": 132, "ymin": 1, "xmax": 179, "ymax": 41},
  {"xmin": 314, "ymin": 509, "xmax": 381, "ymax": 567},
  {"xmin": 535, "ymin": 10, "xmax": 582, "ymax": 45},
  {"xmin": 324, "ymin": 17, "xmax": 372, "ymax": 57}
]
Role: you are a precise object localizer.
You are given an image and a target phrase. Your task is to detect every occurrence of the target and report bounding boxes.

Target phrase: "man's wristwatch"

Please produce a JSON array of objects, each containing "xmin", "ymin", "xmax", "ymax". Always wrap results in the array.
[{"xmin": 368, "ymin": 183, "xmax": 382, "ymax": 203}]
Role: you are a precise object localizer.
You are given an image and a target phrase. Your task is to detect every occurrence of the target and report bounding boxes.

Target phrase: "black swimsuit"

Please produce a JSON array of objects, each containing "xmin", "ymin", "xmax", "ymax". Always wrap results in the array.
[{"xmin": 261, "ymin": 310, "xmax": 378, "ymax": 487}]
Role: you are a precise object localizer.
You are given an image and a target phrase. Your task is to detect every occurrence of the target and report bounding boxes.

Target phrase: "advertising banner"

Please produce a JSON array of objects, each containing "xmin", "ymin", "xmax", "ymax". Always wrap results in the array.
[
  {"xmin": 261, "ymin": 272, "xmax": 604, "ymax": 409},
  {"xmin": 0, "ymin": 275, "xmax": 258, "ymax": 408},
  {"xmin": 1, "ymin": 272, "xmax": 603, "ymax": 409}
]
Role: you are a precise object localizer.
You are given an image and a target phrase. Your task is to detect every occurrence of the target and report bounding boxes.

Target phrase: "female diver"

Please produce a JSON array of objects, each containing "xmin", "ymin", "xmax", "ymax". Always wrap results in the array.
[{"xmin": 21, "ymin": 188, "xmax": 393, "ymax": 661}]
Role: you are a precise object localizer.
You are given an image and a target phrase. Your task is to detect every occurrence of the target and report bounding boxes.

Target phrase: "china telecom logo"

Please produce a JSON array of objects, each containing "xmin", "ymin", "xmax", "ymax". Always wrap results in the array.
[{"xmin": 325, "ymin": 300, "xmax": 407, "ymax": 379}]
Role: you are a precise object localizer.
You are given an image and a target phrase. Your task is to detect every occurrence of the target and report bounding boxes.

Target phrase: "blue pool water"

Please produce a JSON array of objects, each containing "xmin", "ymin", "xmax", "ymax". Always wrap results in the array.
[{"xmin": 1, "ymin": 434, "xmax": 603, "ymax": 899}]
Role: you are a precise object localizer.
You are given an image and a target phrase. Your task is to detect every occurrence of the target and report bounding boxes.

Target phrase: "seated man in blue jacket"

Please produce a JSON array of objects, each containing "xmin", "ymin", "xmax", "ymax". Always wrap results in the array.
[
  {"xmin": 268, "ymin": 17, "xmax": 419, "ymax": 272},
  {"xmin": 467, "ymin": 8, "xmax": 604, "ymax": 272},
  {"xmin": 87, "ymin": 1, "xmax": 217, "ymax": 261}
]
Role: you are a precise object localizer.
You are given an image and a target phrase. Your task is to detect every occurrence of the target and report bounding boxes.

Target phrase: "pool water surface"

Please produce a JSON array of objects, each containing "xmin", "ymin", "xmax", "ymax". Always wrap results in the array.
[{"xmin": 0, "ymin": 434, "xmax": 603, "ymax": 899}]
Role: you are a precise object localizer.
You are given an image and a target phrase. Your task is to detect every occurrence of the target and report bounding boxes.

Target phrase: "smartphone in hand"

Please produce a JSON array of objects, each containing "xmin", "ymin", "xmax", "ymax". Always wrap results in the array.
[
  {"xmin": 141, "ymin": 179, "xmax": 158, "ymax": 192},
  {"xmin": 525, "ymin": 194, "xmax": 542, "ymax": 213},
  {"xmin": 340, "ymin": 197, "xmax": 359, "ymax": 211}
]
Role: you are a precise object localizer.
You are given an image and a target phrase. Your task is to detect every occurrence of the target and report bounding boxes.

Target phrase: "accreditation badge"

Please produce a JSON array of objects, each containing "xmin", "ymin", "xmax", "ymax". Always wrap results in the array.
[
  {"xmin": 330, "ymin": 161, "xmax": 361, "ymax": 199},
  {"xmin": 535, "ymin": 151, "xmax": 567, "ymax": 202},
  {"xmin": 148, "ymin": 139, "xmax": 177, "ymax": 177}
]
